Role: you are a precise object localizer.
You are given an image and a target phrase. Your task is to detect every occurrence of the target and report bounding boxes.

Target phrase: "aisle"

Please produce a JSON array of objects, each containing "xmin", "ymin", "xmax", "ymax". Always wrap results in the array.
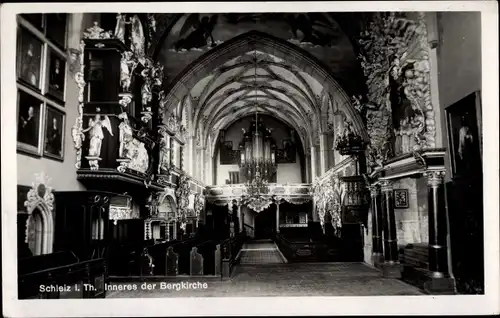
[{"xmin": 238, "ymin": 239, "xmax": 287, "ymax": 264}]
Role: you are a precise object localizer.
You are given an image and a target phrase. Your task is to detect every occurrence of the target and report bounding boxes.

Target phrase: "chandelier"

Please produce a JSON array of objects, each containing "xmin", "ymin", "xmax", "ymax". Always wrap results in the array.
[
  {"xmin": 241, "ymin": 51, "xmax": 274, "ymax": 213},
  {"xmin": 242, "ymin": 169, "xmax": 273, "ymax": 212}
]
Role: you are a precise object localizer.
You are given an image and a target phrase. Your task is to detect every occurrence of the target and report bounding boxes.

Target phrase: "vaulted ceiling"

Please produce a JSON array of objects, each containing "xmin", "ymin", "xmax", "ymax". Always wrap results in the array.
[
  {"xmin": 149, "ymin": 13, "xmax": 370, "ymax": 154},
  {"xmin": 192, "ymin": 49, "xmax": 326, "ymax": 148}
]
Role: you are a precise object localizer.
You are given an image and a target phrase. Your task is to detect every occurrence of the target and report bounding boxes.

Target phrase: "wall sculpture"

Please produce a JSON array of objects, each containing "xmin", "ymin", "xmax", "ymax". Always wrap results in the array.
[
  {"xmin": 71, "ymin": 41, "xmax": 86, "ymax": 169},
  {"xmin": 175, "ymin": 173, "xmax": 191, "ymax": 228},
  {"xmin": 24, "ymin": 172, "xmax": 55, "ymax": 255},
  {"xmin": 194, "ymin": 193, "xmax": 205, "ymax": 221},
  {"xmin": 356, "ymin": 12, "xmax": 435, "ymax": 168},
  {"xmin": 311, "ymin": 173, "xmax": 344, "ymax": 236}
]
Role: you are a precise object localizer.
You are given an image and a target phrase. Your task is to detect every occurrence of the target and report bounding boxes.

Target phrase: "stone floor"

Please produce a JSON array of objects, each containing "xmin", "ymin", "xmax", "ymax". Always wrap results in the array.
[
  {"xmin": 106, "ymin": 239, "xmax": 423, "ymax": 297},
  {"xmin": 238, "ymin": 239, "xmax": 287, "ymax": 264}
]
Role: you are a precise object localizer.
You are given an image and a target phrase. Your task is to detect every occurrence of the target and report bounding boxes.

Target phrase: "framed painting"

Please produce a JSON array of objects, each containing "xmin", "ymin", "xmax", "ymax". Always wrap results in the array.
[
  {"xmin": 46, "ymin": 48, "xmax": 67, "ymax": 103},
  {"xmin": 43, "ymin": 105, "xmax": 65, "ymax": 161},
  {"xmin": 445, "ymin": 91, "xmax": 482, "ymax": 179},
  {"xmin": 393, "ymin": 189, "xmax": 409, "ymax": 209},
  {"xmin": 17, "ymin": 90, "xmax": 44, "ymax": 156},
  {"xmin": 20, "ymin": 14, "xmax": 45, "ymax": 31},
  {"xmin": 45, "ymin": 13, "xmax": 68, "ymax": 49},
  {"xmin": 17, "ymin": 27, "xmax": 44, "ymax": 91}
]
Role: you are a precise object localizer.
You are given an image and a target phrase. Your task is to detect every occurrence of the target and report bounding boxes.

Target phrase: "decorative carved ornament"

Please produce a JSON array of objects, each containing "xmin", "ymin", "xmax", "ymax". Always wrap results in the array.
[
  {"xmin": 24, "ymin": 172, "xmax": 55, "ymax": 247},
  {"xmin": 194, "ymin": 193, "xmax": 205, "ymax": 220},
  {"xmin": 83, "ymin": 22, "xmax": 114, "ymax": 40},
  {"xmin": 175, "ymin": 173, "xmax": 191, "ymax": 226},
  {"xmin": 356, "ymin": 12, "xmax": 436, "ymax": 168},
  {"xmin": 311, "ymin": 173, "xmax": 344, "ymax": 235},
  {"xmin": 24, "ymin": 172, "xmax": 55, "ymax": 216},
  {"xmin": 109, "ymin": 206, "xmax": 133, "ymax": 225},
  {"xmin": 71, "ymin": 41, "xmax": 86, "ymax": 169}
]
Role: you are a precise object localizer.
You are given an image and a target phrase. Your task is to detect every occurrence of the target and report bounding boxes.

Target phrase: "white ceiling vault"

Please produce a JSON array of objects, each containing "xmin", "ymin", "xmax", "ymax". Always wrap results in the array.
[
  {"xmin": 191, "ymin": 50, "xmax": 324, "ymax": 149},
  {"xmin": 159, "ymin": 31, "xmax": 368, "ymax": 156}
]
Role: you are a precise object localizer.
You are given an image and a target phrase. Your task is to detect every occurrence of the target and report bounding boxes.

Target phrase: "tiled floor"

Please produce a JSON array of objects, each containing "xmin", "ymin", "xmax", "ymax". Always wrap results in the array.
[
  {"xmin": 238, "ymin": 239, "xmax": 286, "ymax": 264},
  {"xmin": 106, "ymin": 241, "xmax": 423, "ymax": 297}
]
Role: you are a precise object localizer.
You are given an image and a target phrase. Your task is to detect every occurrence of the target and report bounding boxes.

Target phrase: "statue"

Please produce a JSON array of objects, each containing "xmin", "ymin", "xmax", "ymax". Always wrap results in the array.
[
  {"xmin": 82, "ymin": 110, "xmax": 114, "ymax": 158},
  {"xmin": 83, "ymin": 22, "xmax": 105, "ymax": 39},
  {"xmin": 120, "ymin": 51, "xmax": 137, "ymax": 92},
  {"xmin": 129, "ymin": 15, "xmax": 145, "ymax": 58},
  {"xmin": 394, "ymin": 125, "xmax": 403, "ymax": 156},
  {"xmin": 114, "ymin": 13, "xmax": 127, "ymax": 43},
  {"xmin": 410, "ymin": 114, "xmax": 425, "ymax": 151},
  {"xmin": 118, "ymin": 112, "xmax": 133, "ymax": 158},
  {"xmin": 400, "ymin": 118, "xmax": 412, "ymax": 154},
  {"xmin": 141, "ymin": 80, "xmax": 152, "ymax": 106}
]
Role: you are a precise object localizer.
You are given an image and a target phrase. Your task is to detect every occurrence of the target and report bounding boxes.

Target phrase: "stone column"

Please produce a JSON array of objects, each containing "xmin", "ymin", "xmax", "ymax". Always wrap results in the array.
[
  {"xmin": 305, "ymin": 153, "xmax": 311, "ymax": 183},
  {"xmin": 275, "ymin": 202, "xmax": 280, "ymax": 233},
  {"xmin": 370, "ymin": 184, "xmax": 384, "ymax": 266},
  {"xmin": 173, "ymin": 221, "xmax": 177, "ymax": 240},
  {"xmin": 312, "ymin": 200, "xmax": 318, "ymax": 222},
  {"xmin": 423, "ymin": 170, "xmax": 456, "ymax": 294},
  {"xmin": 166, "ymin": 222, "xmax": 170, "ymax": 241},
  {"xmin": 237, "ymin": 203, "xmax": 242, "ymax": 234},
  {"xmin": 380, "ymin": 180, "xmax": 401, "ymax": 278},
  {"xmin": 319, "ymin": 133, "xmax": 328, "ymax": 175},
  {"xmin": 310, "ymin": 147, "xmax": 317, "ymax": 181}
]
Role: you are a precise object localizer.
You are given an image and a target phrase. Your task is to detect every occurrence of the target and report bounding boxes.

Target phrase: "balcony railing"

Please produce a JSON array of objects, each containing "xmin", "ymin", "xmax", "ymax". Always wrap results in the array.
[{"xmin": 205, "ymin": 183, "xmax": 312, "ymax": 206}]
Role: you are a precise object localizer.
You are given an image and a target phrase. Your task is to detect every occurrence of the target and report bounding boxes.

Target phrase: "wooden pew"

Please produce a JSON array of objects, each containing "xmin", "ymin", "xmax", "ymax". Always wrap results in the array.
[{"xmin": 18, "ymin": 251, "xmax": 107, "ymax": 299}]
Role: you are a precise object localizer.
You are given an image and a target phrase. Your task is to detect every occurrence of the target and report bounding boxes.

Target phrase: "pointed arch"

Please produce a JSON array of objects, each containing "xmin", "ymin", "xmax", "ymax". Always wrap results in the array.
[{"xmin": 160, "ymin": 31, "xmax": 369, "ymax": 146}]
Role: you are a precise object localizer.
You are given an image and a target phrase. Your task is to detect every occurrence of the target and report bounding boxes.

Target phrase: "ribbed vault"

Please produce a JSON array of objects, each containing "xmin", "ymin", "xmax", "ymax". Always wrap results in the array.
[{"xmin": 160, "ymin": 31, "xmax": 368, "ymax": 157}]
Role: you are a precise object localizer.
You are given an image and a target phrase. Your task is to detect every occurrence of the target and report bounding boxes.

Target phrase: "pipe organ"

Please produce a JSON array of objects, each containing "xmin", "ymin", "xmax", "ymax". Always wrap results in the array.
[{"xmin": 238, "ymin": 119, "xmax": 277, "ymax": 183}]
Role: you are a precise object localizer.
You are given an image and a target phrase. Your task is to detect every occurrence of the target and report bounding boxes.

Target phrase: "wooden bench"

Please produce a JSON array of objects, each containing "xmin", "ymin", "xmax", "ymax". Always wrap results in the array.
[
  {"xmin": 400, "ymin": 243, "xmax": 430, "ymax": 290},
  {"xmin": 18, "ymin": 251, "xmax": 107, "ymax": 299}
]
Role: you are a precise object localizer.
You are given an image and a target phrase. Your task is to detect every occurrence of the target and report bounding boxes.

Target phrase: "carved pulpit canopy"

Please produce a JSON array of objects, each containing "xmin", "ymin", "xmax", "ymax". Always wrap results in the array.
[{"xmin": 334, "ymin": 116, "xmax": 365, "ymax": 155}]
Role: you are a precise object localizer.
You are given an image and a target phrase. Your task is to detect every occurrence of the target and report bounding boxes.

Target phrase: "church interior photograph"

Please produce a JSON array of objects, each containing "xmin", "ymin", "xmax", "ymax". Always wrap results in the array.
[{"xmin": 12, "ymin": 11, "xmax": 485, "ymax": 299}]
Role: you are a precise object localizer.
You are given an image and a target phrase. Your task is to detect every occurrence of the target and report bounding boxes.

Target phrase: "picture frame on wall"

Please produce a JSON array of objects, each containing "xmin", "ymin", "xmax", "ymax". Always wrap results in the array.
[
  {"xmin": 20, "ymin": 14, "xmax": 45, "ymax": 31},
  {"xmin": 17, "ymin": 90, "xmax": 44, "ymax": 156},
  {"xmin": 45, "ymin": 13, "xmax": 68, "ymax": 49},
  {"xmin": 46, "ymin": 48, "xmax": 67, "ymax": 103},
  {"xmin": 393, "ymin": 189, "xmax": 409, "ymax": 209},
  {"xmin": 445, "ymin": 91, "xmax": 482, "ymax": 179},
  {"xmin": 43, "ymin": 105, "xmax": 65, "ymax": 161},
  {"xmin": 17, "ymin": 27, "xmax": 44, "ymax": 91}
]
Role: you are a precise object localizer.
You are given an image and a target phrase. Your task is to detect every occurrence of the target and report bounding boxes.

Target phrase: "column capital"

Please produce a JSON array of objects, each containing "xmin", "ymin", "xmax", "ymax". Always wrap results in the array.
[
  {"xmin": 424, "ymin": 170, "xmax": 445, "ymax": 187},
  {"xmin": 369, "ymin": 184, "xmax": 380, "ymax": 196},
  {"xmin": 379, "ymin": 180, "xmax": 393, "ymax": 192}
]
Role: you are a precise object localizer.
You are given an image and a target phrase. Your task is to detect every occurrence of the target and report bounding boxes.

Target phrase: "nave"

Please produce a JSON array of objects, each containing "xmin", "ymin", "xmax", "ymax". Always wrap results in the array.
[
  {"xmin": 107, "ymin": 243, "xmax": 423, "ymax": 297},
  {"xmin": 12, "ymin": 11, "xmax": 485, "ymax": 303}
]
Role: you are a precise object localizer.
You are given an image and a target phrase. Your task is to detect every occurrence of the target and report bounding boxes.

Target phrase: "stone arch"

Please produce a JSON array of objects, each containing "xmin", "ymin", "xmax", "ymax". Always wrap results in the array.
[
  {"xmin": 158, "ymin": 193, "xmax": 177, "ymax": 220},
  {"xmin": 161, "ymin": 31, "xmax": 369, "ymax": 145}
]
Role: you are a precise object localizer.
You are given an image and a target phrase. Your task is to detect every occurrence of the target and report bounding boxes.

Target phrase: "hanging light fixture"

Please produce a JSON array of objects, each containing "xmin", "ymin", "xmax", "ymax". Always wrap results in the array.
[{"xmin": 241, "ymin": 50, "xmax": 272, "ymax": 212}]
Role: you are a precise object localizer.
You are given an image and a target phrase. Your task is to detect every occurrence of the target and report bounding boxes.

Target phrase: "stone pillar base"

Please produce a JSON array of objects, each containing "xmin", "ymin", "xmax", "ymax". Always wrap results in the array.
[
  {"xmin": 381, "ymin": 262, "xmax": 402, "ymax": 278},
  {"xmin": 371, "ymin": 253, "xmax": 384, "ymax": 268},
  {"xmin": 424, "ymin": 276, "xmax": 456, "ymax": 295}
]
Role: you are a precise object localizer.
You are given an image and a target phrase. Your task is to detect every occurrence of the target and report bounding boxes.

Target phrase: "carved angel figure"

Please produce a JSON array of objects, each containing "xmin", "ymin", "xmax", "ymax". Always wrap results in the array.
[
  {"xmin": 129, "ymin": 15, "xmax": 145, "ymax": 58},
  {"xmin": 114, "ymin": 13, "xmax": 127, "ymax": 43},
  {"xmin": 120, "ymin": 51, "xmax": 137, "ymax": 92},
  {"xmin": 82, "ymin": 112, "xmax": 114, "ymax": 158},
  {"xmin": 118, "ymin": 112, "xmax": 133, "ymax": 158},
  {"xmin": 141, "ymin": 80, "xmax": 152, "ymax": 106}
]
